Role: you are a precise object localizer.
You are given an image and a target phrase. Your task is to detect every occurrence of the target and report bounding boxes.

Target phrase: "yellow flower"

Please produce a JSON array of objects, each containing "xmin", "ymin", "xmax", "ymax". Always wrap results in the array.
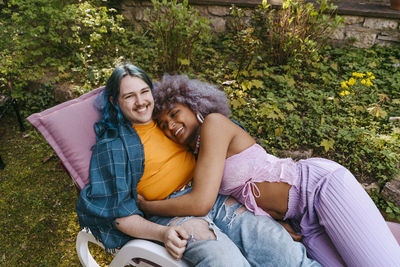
[
  {"xmin": 366, "ymin": 79, "xmax": 373, "ymax": 87},
  {"xmin": 366, "ymin": 72, "xmax": 372, "ymax": 76},
  {"xmin": 348, "ymin": 77, "xmax": 356, "ymax": 86},
  {"xmin": 370, "ymin": 75, "xmax": 375, "ymax": 80},
  {"xmin": 339, "ymin": 90, "xmax": 350, "ymax": 96},
  {"xmin": 361, "ymin": 79, "xmax": 366, "ymax": 85},
  {"xmin": 352, "ymin": 72, "xmax": 365, "ymax": 78},
  {"xmin": 341, "ymin": 81, "xmax": 349, "ymax": 89}
]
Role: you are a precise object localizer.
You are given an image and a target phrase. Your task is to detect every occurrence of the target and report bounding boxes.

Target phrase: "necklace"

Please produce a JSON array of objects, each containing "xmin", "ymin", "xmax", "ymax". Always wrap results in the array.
[
  {"xmin": 193, "ymin": 135, "xmax": 201, "ymax": 155},
  {"xmin": 193, "ymin": 113, "xmax": 204, "ymax": 155}
]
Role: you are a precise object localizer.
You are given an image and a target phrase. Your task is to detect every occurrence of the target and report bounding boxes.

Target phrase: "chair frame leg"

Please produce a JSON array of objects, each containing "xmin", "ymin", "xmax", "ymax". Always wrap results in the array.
[
  {"xmin": 0, "ymin": 155, "xmax": 5, "ymax": 170},
  {"xmin": 0, "ymin": 96, "xmax": 25, "ymax": 170},
  {"xmin": 11, "ymin": 98, "xmax": 25, "ymax": 132}
]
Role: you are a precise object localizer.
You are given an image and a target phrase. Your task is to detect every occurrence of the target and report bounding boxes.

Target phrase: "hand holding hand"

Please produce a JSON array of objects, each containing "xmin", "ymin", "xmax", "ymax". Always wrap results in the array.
[{"xmin": 162, "ymin": 225, "xmax": 189, "ymax": 260}]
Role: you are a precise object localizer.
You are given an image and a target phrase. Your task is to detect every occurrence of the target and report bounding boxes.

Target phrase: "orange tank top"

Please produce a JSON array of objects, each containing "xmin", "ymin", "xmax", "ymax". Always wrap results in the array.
[{"xmin": 134, "ymin": 121, "xmax": 195, "ymax": 200}]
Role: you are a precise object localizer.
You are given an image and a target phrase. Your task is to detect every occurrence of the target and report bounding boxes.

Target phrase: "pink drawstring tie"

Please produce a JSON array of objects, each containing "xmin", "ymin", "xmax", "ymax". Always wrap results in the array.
[{"xmin": 242, "ymin": 180, "xmax": 261, "ymax": 199}]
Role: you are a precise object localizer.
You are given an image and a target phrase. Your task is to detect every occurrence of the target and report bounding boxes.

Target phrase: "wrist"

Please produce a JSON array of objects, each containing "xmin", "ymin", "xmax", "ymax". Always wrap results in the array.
[{"xmin": 155, "ymin": 224, "xmax": 169, "ymax": 243}]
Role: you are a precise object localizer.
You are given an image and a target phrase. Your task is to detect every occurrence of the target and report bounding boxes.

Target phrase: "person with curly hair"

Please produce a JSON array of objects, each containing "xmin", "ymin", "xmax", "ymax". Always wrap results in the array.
[{"xmin": 139, "ymin": 73, "xmax": 400, "ymax": 267}]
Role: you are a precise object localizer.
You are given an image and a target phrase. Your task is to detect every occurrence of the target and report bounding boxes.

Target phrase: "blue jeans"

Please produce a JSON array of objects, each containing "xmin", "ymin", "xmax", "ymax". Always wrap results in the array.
[{"xmin": 147, "ymin": 188, "xmax": 321, "ymax": 267}]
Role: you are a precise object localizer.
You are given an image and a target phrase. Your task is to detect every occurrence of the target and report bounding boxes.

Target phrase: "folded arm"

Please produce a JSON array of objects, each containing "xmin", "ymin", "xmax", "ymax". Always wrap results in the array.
[
  {"xmin": 115, "ymin": 214, "xmax": 189, "ymax": 260},
  {"xmin": 139, "ymin": 114, "xmax": 237, "ymax": 217}
]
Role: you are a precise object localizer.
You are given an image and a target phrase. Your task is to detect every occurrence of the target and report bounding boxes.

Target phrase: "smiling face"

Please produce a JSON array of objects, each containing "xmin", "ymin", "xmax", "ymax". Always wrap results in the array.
[
  {"xmin": 158, "ymin": 103, "xmax": 200, "ymax": 146},
  {"xmin": 117, "ymin": 75, "xmax": 154, "ymax": 125}
]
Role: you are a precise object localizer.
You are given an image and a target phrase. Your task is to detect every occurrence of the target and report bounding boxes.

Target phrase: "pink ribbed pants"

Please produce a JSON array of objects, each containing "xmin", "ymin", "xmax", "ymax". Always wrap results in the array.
[{"xmin": 285, "ymin": 158, "xmax": 400, "ymax": 267}]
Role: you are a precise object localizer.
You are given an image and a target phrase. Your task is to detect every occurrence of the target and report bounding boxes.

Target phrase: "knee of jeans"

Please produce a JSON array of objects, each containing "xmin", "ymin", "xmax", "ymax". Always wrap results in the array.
[
  {"xmin": 173, "ymin": 218, "xmax": 217, "ymax": 241},
  {"xmin": 224, "ymin": 197, "xmax": 238, "ymax": 207},
  {"xmin": 224, "ymin": 197, "xmax": 247, "ymax": 215}
]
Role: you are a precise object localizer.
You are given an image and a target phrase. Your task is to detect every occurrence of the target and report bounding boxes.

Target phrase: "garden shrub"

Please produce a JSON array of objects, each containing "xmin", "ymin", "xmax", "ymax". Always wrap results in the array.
[
  {"xmin": 226, "ymin": 6, "xmax": 262, "ymax": 78},
  {"xmin": 258, "ymin": 0, "xmax": 343, "ymax": 66},
  {"xmin": 223, "ymin": 46, "xmax": 400, "ymax": 187},
  {"xmin": 146, "ymin": 0, "xmax": 211, "ymax": 73},
  {"xmin": 370, "ymin": 188, "xmax": 400, "ymax": 221},
  {"xmin": 0, "ymin": 0, "xmax": 151, "ymax": 116},
  {"xmin": 227, "ymin": 0, "xmax": 343, "ymax": 74},
  {"xmin": 219, "ymin": 3, "xmax": 398, "ymax": 189}
]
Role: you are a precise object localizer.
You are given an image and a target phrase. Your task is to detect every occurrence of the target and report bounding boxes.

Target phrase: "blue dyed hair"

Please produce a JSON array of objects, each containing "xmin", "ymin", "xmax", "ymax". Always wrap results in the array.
[{"xmin": 98, "ymin": 63, "xmax": 153, "ymax": 128}]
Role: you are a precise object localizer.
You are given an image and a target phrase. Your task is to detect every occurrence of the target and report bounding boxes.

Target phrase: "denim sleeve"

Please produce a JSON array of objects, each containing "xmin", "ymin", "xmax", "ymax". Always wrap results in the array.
[
  {"xmin": 231, "ymin": 118, "xmax": 247, "ymax": 132},
  {"xmin": 76, "ymin": 139, "xmax": 143, "ymax": 251}
]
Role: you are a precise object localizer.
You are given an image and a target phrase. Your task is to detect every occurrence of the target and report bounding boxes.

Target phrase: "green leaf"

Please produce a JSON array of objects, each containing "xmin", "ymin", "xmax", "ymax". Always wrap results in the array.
[
  {"xmin": 352, "ymin": 105, "xmax": 365, "ymax": 113},
  {"xmin": 178, "ymin": 58, "xmax": 190, "ymax": 65},
  {"xmin": 251, "ymin": 69, "xmax": 264, "ymax": 77},
  {"xmin": 241, "ymin": 80, "xmax": 252, "ymax": 91},
  {"xmin": 285, "ymin": 102, "xmax": 295, "ymax": 111},
  {"xmin": 231, "ymin": 99, "xmax": 242, "ymax": 109},
  {"xmin": 320, "ymin": 139, "xmax": 334, "ymax": 152},
  {"xmin": 392, "ymin": 99, "xmax": 400, "ymax": 105},
  {"xmin": 392, "ymin": 206, "xmax": 400, "ymax": 213},
  {"xmin": 241, "ymin": 70, "xmax": 249, "ymax": 77},
  {"xmin": 252, "ymin": 79, "xmax": 264, "ymax": 89},
  {"xmin": 275, "ymin": 127, "xmax": 284, "ymax": 136},
  {"xmin": 287, "ymin": 77, "xmax": 295, "ymax": 87},
  {"xmin": 367, "ymin": 106, "xmax": 387, "ymax": 118}
]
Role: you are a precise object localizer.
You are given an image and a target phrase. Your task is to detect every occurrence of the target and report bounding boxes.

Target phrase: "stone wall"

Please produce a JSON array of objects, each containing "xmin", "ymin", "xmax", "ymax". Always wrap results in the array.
[
  {"xmin": 331, "ymin": 2, "xmax": 400, "ymax": 48},
  {"xmin": 122, "ymin": 0, "xmax": 400, "ymax": 48},
  {"xmin": 332, "ymin": 15, "xmax": 400, "ymax": 48}
]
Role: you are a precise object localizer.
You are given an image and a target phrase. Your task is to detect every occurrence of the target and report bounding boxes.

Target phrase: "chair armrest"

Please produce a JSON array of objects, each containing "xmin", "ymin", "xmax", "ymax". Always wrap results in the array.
[
  {"xmin": 110, "ymin": 238, "xmax": 189, "ymax": 267},
  {"xmin": 76, "ymin": 229, "xmax": 103, "ymax": 267},
  {"xmin": 76, "ymin": 229, "xmax": 189, "ymax": 267}
]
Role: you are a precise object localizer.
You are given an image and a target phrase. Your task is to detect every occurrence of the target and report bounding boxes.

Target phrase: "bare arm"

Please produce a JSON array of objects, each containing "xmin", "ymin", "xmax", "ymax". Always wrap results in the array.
[
  {"xmin": 115, "ymin": 214, "xmax": 189, "ymax": 260},
  {"xmin": 139, "ymin": 114, "xmax": 254, "ymax": 217}
]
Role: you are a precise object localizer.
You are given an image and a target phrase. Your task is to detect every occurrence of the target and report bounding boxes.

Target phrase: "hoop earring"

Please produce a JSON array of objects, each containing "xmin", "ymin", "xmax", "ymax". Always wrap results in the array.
[{"xmin": 196, "ymin": 113, "xmax": 204, "ymax": 124}]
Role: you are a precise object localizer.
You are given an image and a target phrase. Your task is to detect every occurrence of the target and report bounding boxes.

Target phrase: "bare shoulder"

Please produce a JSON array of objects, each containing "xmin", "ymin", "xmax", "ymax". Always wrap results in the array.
[
  {"xmin": 201, "ymin": 113, "xmax": 240, "ymax": 137},
  {"xmin": 203, "ymin": 113, "xmax": 244, "ymax": 131},
  {"xmin": 202, "ymin": 113, "xmax": 254, "ymax": 157},
  {"xmin": 203, "ymin": 113, "xmax": 232, "ymax": 125}
]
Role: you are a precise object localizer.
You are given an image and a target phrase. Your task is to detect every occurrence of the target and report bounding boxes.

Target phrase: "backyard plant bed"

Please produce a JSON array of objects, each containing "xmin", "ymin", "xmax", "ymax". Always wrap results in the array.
[{"xmin": 1, "ymin": 0, "xmax": 400, "ymax": 265}]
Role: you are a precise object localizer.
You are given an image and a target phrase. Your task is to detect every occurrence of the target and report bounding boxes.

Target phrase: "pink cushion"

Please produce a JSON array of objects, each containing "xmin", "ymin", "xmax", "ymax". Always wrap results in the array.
[
  {"xmin": 387, "ymin": 221, "xmax": 400, "ymax": 245},
  {"xmin": 27, "ymin": 87, "xmax": 104, "ymax": 190}
]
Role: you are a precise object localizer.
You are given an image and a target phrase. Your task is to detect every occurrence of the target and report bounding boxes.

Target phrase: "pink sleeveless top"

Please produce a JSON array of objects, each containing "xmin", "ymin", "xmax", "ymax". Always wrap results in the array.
[{"xmin": 219, "ymin": 143, "xmax": 298, "ymax": 217}]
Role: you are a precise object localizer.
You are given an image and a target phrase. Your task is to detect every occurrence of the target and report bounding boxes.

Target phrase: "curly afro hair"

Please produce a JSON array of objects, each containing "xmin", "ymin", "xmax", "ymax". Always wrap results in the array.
[{"xmin": 152, "ymin": 74, "xmax": 230, "ymax": 122}]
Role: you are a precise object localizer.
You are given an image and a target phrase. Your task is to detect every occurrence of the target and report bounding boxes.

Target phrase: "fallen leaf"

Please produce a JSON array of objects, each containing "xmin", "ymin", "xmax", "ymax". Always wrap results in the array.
[{"xmin": 43, "ymin": 152, "xmax": 56, "ymax": 163}]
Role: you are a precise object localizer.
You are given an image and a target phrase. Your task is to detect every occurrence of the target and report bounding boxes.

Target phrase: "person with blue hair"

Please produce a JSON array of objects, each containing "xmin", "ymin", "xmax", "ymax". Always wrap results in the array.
[{"xmin": 76, "ymin": 63, "xmax": 320, "ymax": 266}]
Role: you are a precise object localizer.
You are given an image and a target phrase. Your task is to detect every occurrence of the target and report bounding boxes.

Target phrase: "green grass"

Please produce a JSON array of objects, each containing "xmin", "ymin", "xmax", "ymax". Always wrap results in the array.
[
  {"xmin": 0, "ymin": 114, "xmax": 82, "ymax": 266},
  {"xmin": 0, "ymin": 112, "xmax": 118, "ymax": 266},
  {"xmin": 0, "ymin": 112, "xmax": 115, "ymax": 266}
]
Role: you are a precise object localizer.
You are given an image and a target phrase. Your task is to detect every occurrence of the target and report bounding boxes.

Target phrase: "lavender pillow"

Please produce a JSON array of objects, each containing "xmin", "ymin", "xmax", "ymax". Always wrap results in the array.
[{"xmin": 27, "ymin": 87, "xmax": 104, "ymax": 190}]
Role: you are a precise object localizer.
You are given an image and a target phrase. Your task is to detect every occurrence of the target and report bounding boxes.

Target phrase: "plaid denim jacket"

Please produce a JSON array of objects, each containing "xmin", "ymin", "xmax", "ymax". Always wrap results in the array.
[{"xmin": 76, "ymin": 120, "xmax": 145, "ymax": 251}]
